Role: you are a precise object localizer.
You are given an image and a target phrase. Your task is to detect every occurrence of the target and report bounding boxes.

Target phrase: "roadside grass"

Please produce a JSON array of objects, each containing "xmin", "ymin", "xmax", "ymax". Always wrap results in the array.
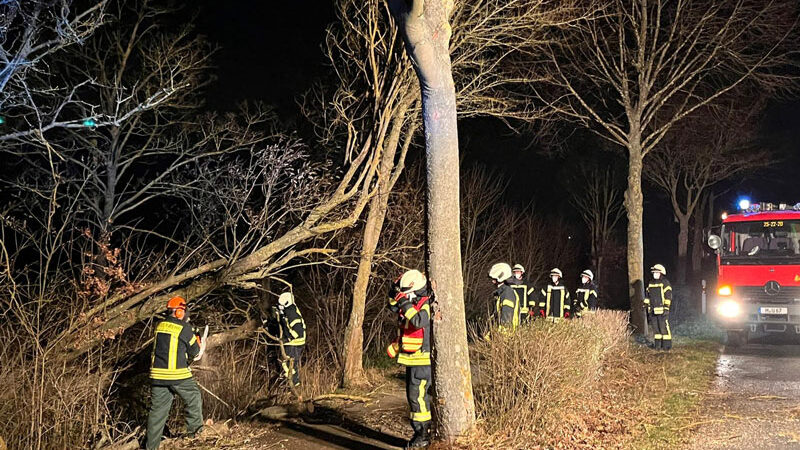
[{"xmin": 629, "ymin": 339, "xmax": 718, "ymax": 450}]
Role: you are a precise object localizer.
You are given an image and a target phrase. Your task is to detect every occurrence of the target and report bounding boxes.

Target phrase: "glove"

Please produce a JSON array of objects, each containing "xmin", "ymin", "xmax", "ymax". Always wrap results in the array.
[
  {"xmin": 564, "ymin": 311, "xmax": 570, "ymax": 318},
  {"xmin": 528, "ymin": 310, "xmax": 536, "ymax": 317},
  {"xmin": 539, "ymin": 309, "xmax": 545, "ymax": 317}
]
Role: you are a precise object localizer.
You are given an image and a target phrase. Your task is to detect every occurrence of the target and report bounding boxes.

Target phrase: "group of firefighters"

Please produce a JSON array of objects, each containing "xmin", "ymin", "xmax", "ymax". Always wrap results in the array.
[{"xmin": 144, "ymin": 263, "xmax": 673, "ymax": 449}]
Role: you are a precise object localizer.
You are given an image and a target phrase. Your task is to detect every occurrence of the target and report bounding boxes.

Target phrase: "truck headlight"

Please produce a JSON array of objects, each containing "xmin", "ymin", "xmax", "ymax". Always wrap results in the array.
[
  {"xmin": 718, "ymin": 285, "xmax": 732, "ymax": 296},
  {"xmin": 718, "ymin": 300, "xmax": 741, "ymax": 318}
]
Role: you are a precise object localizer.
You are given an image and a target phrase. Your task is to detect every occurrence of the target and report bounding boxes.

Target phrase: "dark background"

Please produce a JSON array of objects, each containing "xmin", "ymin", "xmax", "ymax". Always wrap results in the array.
[{"xmin": 194, "ymin": 0, "xmax": 800, "ymax": 277}]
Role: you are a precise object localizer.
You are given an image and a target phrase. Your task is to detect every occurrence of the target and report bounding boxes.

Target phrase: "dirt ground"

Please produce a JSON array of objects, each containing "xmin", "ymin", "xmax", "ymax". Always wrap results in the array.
[{"xmin": 160, "ymin": 376, "xmax": 412, "ymax": 450}]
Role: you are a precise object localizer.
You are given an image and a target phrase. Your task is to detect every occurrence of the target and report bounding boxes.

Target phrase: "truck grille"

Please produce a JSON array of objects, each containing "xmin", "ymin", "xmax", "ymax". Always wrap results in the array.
[{"xmin": 738, "ymin": 285, "xmax": 800, "ymax": 304}]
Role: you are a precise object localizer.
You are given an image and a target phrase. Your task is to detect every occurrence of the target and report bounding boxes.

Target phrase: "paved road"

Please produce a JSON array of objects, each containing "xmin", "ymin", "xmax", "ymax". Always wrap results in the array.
[{"xmin": 688, "ymin": 338, "xmax": 800, "ymax": 449}]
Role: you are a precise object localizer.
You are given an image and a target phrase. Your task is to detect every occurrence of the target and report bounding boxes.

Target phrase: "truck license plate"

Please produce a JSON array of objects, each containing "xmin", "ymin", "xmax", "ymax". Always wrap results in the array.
[{"xmin": 760, "ymin": 307, "xmax": 788, "ymax": 314}]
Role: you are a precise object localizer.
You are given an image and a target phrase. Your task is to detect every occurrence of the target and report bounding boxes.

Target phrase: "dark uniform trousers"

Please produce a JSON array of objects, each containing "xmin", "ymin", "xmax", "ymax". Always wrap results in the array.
[
  {"xmin": 651, "ymin": 313, "xmax": 672, "ymax": 350},
  {"xmin": 283, "ymin": 344, "xmax": 304, "ymax": 386},
  {"xmin": 405, "ymin": 365, "xmax": 432, "ymax": 432},
  {"xmin": 146, "ymin": 378, "xmax": 203, "ymax": 450}
]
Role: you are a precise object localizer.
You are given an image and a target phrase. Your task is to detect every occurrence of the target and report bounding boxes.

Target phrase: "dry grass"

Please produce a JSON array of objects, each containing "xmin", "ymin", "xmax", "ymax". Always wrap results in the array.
[
  {"xmin": 0, "ymin": 327, "xmax": 130, "ymax": 450},
  {"xmin": 467, "ymin": 310, "xmax": 717, "ymax": 449}
]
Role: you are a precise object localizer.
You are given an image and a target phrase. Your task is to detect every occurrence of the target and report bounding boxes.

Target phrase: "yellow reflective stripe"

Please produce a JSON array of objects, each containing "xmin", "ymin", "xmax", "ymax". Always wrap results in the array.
[
  {"xmin": 590, "ymin": 290, "xmax": 597, "ymax": 296},
  {"xmin": 664, "ymin": 320, "xmax": 672, "ymax": 340},
  {"xmin": 653, "ymin": 307, "xmax": 664, "ymax": 314},
  {"xmin": 502, "ymin": 299, "xmax": 515, "ymax": 308},
  {"xmin": 150, "ymin": 368, "xmax": 192, "ymax": 380},
  {"xmin": 189, "ymin": 335, "xmax": 197, "ymax": 346},
  {"xmin": 156, "ymin": 321, "xmax": 183, "ymax": 334},
  {"xmin": 654, "ymin": 334, "xmax": 662, "ymax": 339},
  {"xmin": 402, "ymin": 337, "xmax": 424, "ymax": 344},
  {"xmin": 663, "ymin": 286, "xmax": 672, "ymax": 293},
  {"xmin": 418, "ymin": 379, "xmax": 428, "ymax": 414},
  {"xmin": 404, "ymin": 307, "xmax": 419, "ymax": 320},
  {"xmin": 289, "ymin": 319, "xmax": 302, "ymax": 328},
  {"xmin": 286, "ymin": 338, "xmax": 305, "ymax": 346},
  {"xmin": 398, "ymin": 352, "xmax": 431, "ymax": 366},
  {"xmin": 412, "ymin": 411, "xmax": 432, "ymax": 422},
  {"xmin": 168, "ymin": 333, "xmax": 178, "ymax": 370}
]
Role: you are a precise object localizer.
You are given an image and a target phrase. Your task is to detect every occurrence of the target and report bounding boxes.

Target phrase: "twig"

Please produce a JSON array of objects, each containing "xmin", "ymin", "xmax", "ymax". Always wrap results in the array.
[
  {"xmin": 197, "ymin": 381, "xmax": 232, "ymax": 409},
  {"xmin": 313, "ymin": 393, "xmax": 370, "ymax": 403}
]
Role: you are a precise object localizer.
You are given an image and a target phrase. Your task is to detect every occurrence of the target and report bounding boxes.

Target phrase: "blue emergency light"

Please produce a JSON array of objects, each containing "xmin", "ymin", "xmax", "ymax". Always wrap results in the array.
[{"xmin": 737, "ymin": 198, "xmax": 751, "ymax": 210}]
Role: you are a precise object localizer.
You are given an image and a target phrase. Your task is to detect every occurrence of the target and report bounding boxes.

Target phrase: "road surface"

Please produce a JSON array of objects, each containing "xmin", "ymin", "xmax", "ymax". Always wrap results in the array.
[{"xmin": 688, "ymin": 338, "xmax": 800, "ymax": 449}]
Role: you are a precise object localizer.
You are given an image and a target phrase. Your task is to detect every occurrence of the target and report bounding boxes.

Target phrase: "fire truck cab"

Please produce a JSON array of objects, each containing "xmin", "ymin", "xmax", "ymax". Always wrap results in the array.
[{"xmin": 707, "ymin": 201, "xmax": 800, "ymax": 346}]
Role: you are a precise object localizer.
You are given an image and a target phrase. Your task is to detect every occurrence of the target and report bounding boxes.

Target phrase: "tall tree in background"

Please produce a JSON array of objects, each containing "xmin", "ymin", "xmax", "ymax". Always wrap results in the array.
[
  {"xmin": 645, "ymin": 101, "xmax": 771, "ymax": 285},
  {"xmin": 542, "ymin": 0, "xmax": 799, "ymax": 331},
  {"xmin": 568, "ymin": 161, "xmax": 625, "ymax": 284},
  {"xmin": 389, "ymin": 0, "xmax": 475, "ymax": 438}
]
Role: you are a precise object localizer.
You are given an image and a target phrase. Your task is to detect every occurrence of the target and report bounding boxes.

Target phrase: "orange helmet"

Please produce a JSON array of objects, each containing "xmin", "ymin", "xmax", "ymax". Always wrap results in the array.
[{"xmin": 167, "ymin": 296, "xmax": 187, "ymax": 311}]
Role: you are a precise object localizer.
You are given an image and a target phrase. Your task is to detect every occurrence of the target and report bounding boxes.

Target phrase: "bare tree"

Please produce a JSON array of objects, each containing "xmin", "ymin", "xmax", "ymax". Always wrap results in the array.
[
  {"xmin": 388, "ymin": 0, "xmax": 476, "ymax": 437},
  {"xmin": 569, "ymin": 162, "xmax": 625, "ymax": 284},
  {"xmin": 645, "ymin": 101, "xmax": 771, "ymax": 284},
  {"xmin": 541, "ymin": 0, "xmax": 800, "ymax": 331}
]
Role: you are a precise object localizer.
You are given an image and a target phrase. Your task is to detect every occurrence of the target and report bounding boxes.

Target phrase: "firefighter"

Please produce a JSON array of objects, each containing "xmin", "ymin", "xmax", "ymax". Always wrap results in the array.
[
  {"xmin": 266, "ymin": 292, "xmax": 306, "ymax": 387},
  {"xmin": 386, "ymin": 270, "xmax": 432, "ymax": 448},
  {"xmin": 489, "ymin": 262, "xmax": 520, "ymax": 333},
  {"xmin": 146, "ymin": 296, "xmax": 205, "ymax": 450},
  {"xmin": 574, "ymin": 269, "xmax": 599, "ymax": 317},
  {"xmin": 508, "ymin": 263, "xmax": 531, "ymax": 323},
  {"xmin": 645, "ymin": 264, "xmax": 673, "ymax": 350},
  {"xmin": 537, "ymin": 268, "xmax": 571, "ymax": 321}
]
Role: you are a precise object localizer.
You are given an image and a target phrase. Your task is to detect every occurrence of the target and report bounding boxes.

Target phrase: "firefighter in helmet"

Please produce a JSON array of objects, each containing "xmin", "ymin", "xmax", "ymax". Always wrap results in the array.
[
  {"xmin": 574, "ymin": 269, "xmax": 599, "ymax": 317},
  {"xmin": 386, "ymin": 270, "xmax": 433, "ymax": 448},
  {"xmin": 508, "ymin": 263, "xmax": 532, "ymax": 323},
  {"xmin": 645, "ymin": 264, "xmax": 673, "ymax": 350},
  {"xmin": 146, "ymin": 296, "xmax": 205, "ymax": 450},
  {"xmin": 537, "ymin": 268, "xmax": 571, "ymax": 321},
  {"xmin": 265, "ymin": 292, "xmax": 306, "ymax": 387},
  {"xmin": 489, "ymin": 262, "xmax": 520, "ymax": 333}
]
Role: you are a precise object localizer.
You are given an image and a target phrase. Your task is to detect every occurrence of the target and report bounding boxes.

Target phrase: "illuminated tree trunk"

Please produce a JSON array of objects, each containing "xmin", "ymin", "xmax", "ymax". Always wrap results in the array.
[
  {"xmin": 625, "ymin": 139, "xmax": 646, "ymax": 334},
  {"xmin": 389, "ymin": 0, "xmax": 476, "ymax": 438}
]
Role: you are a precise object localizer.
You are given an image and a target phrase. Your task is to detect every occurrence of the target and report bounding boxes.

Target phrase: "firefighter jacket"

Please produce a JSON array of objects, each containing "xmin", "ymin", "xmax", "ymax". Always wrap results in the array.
[
  {"xmin": 387, "ymin": 287, "xmax": 432, "ymax": 366},
  {"xmin": 575, "ymin": 281, "xmax": 598, "ymax": 315},
  {"xmin": 645, "ymin": 277, "xmax": 672, "ymax": 315},
  {"xmin": 278, "ymin": 304, "xmax": 306, "ymax": 346},
  {"xmin": 494, "ymin": 282, "xmax": 520, "ymax": 331},
  {"xmin": 538, "ymin": 282, "xmax": 571, "ymax": 318},
  {"xmin": 150, "ymin": 316, "xmax": 201, "ymax": 385},
  {"xmin": 507, "ymin": 277, "xmax": 531, "ymax": 315}
]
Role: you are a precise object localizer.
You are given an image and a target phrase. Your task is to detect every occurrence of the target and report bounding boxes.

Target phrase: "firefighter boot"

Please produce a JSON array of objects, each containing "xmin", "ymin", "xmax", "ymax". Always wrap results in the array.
[{"xmin": 408, "ymin": 423, "xmax": 430, "ymax": 448}]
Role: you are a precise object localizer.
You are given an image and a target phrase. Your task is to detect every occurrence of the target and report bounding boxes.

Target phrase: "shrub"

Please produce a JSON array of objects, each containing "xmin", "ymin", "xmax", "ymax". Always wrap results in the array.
[{"xmin": 470, "ymin": 310, "xmax": 630, "ymax": 448}]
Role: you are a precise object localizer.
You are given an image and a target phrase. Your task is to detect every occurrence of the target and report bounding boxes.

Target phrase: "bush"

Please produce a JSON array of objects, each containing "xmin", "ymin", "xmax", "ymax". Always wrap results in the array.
[{"xmin": 470, "ymin": 310, "xmax": 630, "ymax": 448}]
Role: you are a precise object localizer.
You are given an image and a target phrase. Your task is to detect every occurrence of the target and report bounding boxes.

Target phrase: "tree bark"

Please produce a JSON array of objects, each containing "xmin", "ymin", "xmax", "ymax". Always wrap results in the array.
[
  {"xmin": 625, "ymin": 143, "xmax": 645, "ymax": 334},
  {"xmin": 389, "ymin": 0, "xmax": 476, "ymax": 439},
  {"xmin": 341, "ymin": 101, "xmax": 415, "ymax": 388},
  {"xmin": 676, "ymin": 214, "xmax": 689, "ymax": 285}
]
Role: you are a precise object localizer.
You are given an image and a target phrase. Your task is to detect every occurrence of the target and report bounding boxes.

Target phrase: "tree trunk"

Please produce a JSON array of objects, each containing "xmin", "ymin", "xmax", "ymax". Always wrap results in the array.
[
  {"xmin": 691, "ymin": 215, "xmax": 704, "ymax": 280},
  {"xmin": 624, "ymin": 142, "xmax": 645, "ymax": 334},
  {"xmin": 390, "ymin": 0, "xmax": 476, "ymax": 439},
  {"xmin": 341, "ymin": 103, "xmax": 414, "ymax": 388},
  {"xmin": 676, "ymin": 215, "xmax": 689, "ymax": 285}
]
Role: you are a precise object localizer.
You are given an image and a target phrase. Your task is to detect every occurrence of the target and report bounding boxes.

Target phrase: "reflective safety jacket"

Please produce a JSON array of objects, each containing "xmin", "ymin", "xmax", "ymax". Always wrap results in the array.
[
  {"xmin": 575, "ymin": 281, "xmax": 598, "ymax": 315},
  {"xmin": 387, "ymin": 287, "xmax": 432, "ymax": 366},
  {"xmin": 278, "ymin": 304, "xmax": 306, "ymax": 346},
  {"xmin": 494, "ymin": 282, "xmax": 520, "ymax": 332},
  {"xmin": 538, "ymin": 282, "xmax": 571, "ymax": 318},
  {"xmin": 507, "ymin": 277, "xmax": 531, "ymax": 315},
  {"xmin": 150, "ymin": 316, "xmax": 200, "ymax": 385},
  {"xmin": 645, "ymin": 277, "xmax": 672, "ymax": 315}
]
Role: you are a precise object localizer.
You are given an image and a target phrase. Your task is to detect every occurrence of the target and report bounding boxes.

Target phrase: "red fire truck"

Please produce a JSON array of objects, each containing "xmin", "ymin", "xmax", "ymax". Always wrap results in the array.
[{"xmin": 707, "ymin": 201, "xmax": 800, "ymax": 346}]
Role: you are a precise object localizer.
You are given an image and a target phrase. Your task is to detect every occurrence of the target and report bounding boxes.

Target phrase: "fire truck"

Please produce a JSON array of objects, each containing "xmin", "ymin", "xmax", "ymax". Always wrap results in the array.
[{"xmin": 707, "ymin": 200, "xmax": 800, "ymax": 346}]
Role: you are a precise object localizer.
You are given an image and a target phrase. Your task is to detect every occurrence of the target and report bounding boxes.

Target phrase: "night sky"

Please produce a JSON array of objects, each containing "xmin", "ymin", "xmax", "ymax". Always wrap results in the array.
[{"xmin": 193, "ymin": 1, "xmax": 800, "ymax": 273}]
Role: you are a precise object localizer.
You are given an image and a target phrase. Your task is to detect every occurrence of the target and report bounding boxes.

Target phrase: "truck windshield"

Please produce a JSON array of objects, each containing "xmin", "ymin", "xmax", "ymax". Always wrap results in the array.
[{"xmin": 721, "ymin": 220, "xmax": 800, "ymax": 261}]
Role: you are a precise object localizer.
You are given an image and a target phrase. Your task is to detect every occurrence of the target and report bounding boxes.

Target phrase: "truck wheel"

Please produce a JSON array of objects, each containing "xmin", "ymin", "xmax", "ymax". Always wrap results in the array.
[{"xmin": 726, "ymin": 331, "xmax": 746, "ymax": 347}]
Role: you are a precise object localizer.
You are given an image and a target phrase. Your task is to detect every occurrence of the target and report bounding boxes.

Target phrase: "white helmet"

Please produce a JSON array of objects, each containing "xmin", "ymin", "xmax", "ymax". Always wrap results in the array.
[
  {"xmin": 650, "ymin": 264, "xmax": 667, "ymax": 276},
  {"xmin": 278, "ymin": 292, "xmax": 294, "ymax": 307},
  {"xmin": 489, "ymin": 263, "xmax": 513, "ymax": 283},
  {"xmin": 581, "ymin": 270, "xmax": 594, "ymax": 281},
  {"xmin": 399, "ymin": 269, "xmax": 427, "ymax": 293},
  {"xmin": 550, "ymin": 268, "xmax": 563, "ymax": 279},
  {"xmin": 512, "ymin": 264, "xmax": 525, "ymax": 273}
]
